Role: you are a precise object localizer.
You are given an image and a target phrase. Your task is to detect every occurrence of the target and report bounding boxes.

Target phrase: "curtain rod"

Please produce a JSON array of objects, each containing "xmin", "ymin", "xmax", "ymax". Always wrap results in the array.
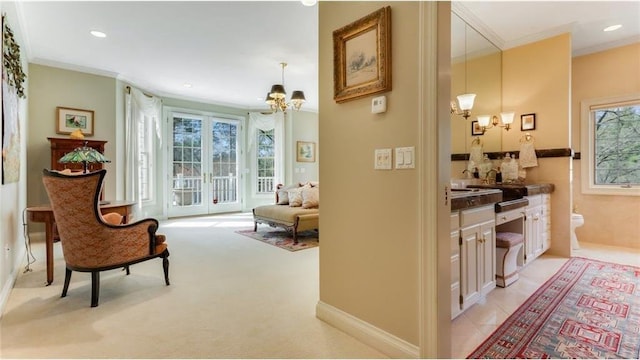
[{"xmin": 125, "ymin": 85, "xmax": 155, "ymax": 99}]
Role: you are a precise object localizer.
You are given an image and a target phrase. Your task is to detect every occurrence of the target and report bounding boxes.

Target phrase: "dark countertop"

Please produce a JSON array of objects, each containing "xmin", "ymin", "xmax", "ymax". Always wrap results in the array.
[
  {"xmin": 467, "ymin": 183, "xmax": 555, "ymax": 201},
  {"xmin": 451, "ymin": 188, "xmax": 503, "ymax": 211}
]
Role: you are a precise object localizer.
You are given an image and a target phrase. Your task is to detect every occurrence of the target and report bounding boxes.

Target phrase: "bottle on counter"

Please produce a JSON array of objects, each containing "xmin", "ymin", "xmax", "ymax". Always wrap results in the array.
[{"xmin": 502, "ymin": 153, "xmax": 519, "ymax": 183}]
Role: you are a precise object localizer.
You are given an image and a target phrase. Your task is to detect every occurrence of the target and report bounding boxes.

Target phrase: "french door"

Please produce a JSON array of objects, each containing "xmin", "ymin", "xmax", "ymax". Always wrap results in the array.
[{"xmin": 168, "ymin": 111, "xmax": 242, "ymax": 217}]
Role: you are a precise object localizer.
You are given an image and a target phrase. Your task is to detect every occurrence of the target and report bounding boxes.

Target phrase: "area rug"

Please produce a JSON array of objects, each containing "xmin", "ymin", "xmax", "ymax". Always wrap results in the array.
[
  {"xmin": 235, "ymin": 228, "xmax": 318, "ymax": 252},
  {"xmin": 468, "ymin": 257, "xmax": 640, "ymax": 359}
]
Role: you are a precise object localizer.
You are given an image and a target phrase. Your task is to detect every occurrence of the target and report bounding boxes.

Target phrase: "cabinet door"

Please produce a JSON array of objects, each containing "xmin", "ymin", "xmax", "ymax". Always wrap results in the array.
[
  {"xmin": 528, "ymin": 205, "xmax": 543, "ymax": 259},
  {"xmin": 479, "ymin": 220, "xmax": 496, "ymax": 295},
  {"xmin": 451, "ymin": 230, "xmax": 462, "ymax": 319},
  {"xmin": 460, "ymin": 225, "xmax": 480, "ymax": 310},
  {"xmin": 541, "ymin": 194, "xmax": 551, "ymax": 253},
  {"xmin": 524, "ymin": 208, "xmax": 536, "ymax": 264}
]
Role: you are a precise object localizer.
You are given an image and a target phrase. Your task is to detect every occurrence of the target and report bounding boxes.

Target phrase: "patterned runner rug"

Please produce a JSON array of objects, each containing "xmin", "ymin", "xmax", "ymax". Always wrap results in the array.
[
  {"xmin": 235, "ymin": 228, "xmax": 318, "ymax": 252},
  {"xmin": 468, "ymin": 257, "xmax": 640, "ymax": 359}
]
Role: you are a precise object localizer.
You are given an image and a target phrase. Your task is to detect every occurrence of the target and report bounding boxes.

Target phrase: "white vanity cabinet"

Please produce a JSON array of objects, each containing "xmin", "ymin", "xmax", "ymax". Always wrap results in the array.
[
  {"xmin": 522, "ymin": 194, "xmax": 551, "ymax": 266},
  {"xmin": 450, "ymin": 212, "xmax": 462, "ymax": 319},
  {"xmin": 451, "ymin": 204, "xmax": 496, "ymax": 318}
]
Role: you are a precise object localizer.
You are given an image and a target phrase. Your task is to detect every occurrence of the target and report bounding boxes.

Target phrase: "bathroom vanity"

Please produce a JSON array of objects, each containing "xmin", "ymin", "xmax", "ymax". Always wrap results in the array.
[
  {"xmin": 449, "ymin": 184, "xmax": 554, "ymax": 319},
  {"xmin": 450, "ymin": 188, "xmax": 501, "ymax": 319},
  {"xmin": 470, "ymin": 183, "xmax": 554, "ymax": 266}
]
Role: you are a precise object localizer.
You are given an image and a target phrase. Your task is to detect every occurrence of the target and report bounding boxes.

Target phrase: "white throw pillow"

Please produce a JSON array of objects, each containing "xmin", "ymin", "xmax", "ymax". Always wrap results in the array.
[
  {"xmin": 276, "ymin": 183, "xmax": 300, "ymax": 205},
  {"xmin": 302, "ymin": 186, "xmax": 319, "ymax": 209},
  {"xmin": 288, "ymin": 188, "xmax": 303, "ymax": 207},
  {"xmin": 288, "ymin": 184, "xmax": 310, "ymax": 207},
  {"xmin": 276, "ymin": 189, "xmax": 290, "ymax": 205}
]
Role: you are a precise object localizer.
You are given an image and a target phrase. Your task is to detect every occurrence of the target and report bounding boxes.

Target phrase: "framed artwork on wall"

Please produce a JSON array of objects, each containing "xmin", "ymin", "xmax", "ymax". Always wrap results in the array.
[
  {"xmin": 296, "ymin": 141, "xmax": 316, "ymax": 163},
  {"xmin": 521, "ymin": 113, "xmax": 536, "ymax": 131},
  {"xmin": 471, "ymin": 120, "xmax": 484, "ymax": 136},
  {"xmin": 333, "ymin": 6, "xmax": 392, "ymax": 103},
  {"xmin": 56, "ymin": 107, "xmax": 95, "ymax": 136}
]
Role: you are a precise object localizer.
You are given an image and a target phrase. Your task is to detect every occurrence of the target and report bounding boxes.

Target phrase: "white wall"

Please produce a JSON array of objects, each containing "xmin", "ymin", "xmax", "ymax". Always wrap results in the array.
[
  {"xmin": 0, "ymin": 2, "xmax": 29, "ymax": 316},
  {"xmin": 289, "ymin": 110, "xmax": 319, "ymax": 185}
]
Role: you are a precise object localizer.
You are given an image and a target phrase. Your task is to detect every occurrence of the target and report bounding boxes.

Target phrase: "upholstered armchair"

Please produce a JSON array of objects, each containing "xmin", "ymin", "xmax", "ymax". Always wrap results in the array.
[{"xmin": 42, "ymin": 169, "xmax": 170, "ymax": 307}]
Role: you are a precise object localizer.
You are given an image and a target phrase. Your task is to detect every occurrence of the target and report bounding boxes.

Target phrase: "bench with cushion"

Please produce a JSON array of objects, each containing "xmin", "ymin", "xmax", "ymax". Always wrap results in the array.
[{"xmin": 252, "ymin": 182, "xmax": 319, "ymax": 243}]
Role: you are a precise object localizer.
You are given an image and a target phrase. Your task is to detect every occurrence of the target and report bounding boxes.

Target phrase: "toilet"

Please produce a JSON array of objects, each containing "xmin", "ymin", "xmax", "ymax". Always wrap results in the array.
[{"xmin": 571, "ymin": 213, "xmax": 584, "ymax": 250}]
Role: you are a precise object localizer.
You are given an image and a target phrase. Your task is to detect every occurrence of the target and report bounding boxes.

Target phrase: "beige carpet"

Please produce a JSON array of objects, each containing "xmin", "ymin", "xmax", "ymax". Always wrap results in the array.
[{"xmin": 0, "ymin": 213, "xmax": 386, "ymax": 359}]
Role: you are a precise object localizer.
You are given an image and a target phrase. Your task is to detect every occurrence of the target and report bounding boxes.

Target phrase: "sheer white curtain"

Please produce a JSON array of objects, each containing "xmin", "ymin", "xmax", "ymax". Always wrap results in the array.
[
  {"xmin": 248, "ymin": 112, "xmax": 285, "ymax": 185},
  {"xmin": 124, "ymin": 87, "xmax": 162, "ymax": 215}
]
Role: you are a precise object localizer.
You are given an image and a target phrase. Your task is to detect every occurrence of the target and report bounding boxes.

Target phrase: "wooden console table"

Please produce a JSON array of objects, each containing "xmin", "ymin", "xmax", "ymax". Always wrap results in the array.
[{"xmin": 26, "ymin": 200, "xmax": 135, "ymax": 285}]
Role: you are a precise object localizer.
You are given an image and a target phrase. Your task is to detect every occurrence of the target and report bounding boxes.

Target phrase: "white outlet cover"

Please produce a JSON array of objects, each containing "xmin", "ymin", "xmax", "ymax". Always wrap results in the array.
[{"xmin": 374, "ymin": 148, "xmax": 392, "ymax": 170}]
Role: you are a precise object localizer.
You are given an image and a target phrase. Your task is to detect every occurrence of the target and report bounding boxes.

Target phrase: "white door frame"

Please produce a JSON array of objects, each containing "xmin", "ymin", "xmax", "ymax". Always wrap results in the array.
[{"xmin": 165, "ymin": 107, "xmax": 244, "ymax": 218}]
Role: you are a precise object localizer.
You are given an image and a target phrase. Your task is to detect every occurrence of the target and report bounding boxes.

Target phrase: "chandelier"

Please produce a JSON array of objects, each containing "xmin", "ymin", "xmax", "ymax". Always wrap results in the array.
[{"xmin": 265, "ymin": 62, "xmax": 306, "ymax": 112}]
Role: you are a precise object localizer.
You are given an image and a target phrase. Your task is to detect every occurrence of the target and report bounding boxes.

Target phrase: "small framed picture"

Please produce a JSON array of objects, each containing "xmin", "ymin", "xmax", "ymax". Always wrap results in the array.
[
  {"xmin": 296, "ymin": 141, "xmax": 316, "ymax": 163},
  {"xmin": 471, "ymin": 120, "xmax": 484, "ymax": 136},
  {"xmin": 521, "ymin": 113, "xmax": 536, "ymax": 131},
  {"xmin": 56, "ymin": 107, "xmax": 94, "ymax": 136}
]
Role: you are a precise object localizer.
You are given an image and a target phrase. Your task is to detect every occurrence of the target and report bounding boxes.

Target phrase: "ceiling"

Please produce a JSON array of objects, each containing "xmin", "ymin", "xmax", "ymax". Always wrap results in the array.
[{"xmin": 16, "ymin": 1, "xmax": 640, "ymax": 112}]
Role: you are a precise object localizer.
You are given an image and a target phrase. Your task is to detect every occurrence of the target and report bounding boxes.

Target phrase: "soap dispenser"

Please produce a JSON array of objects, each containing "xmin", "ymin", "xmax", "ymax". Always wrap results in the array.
[
  {"xmin": 501, "ymin": 153, "xmax": 517, "ymax": 182},
  {"xmin": 480, "ymin": 154, "xmax": 493, "ymax": 179}
]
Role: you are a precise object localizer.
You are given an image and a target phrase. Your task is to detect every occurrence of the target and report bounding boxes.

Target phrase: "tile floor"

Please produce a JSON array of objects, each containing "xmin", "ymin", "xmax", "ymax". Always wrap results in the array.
[{"xmin": 450, "ymin": 242, "xmax": 640, "ymax": 358}]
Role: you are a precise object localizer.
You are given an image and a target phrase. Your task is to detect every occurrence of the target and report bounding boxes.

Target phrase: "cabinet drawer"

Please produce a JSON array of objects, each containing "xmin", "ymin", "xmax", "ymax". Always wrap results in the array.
[
  {"xmin": 496, "ymin": 208, "xmax": 525, "ymax": 225},
  {"xmin": 451, "ymin": 212, "xmax": 460, "ymax": 230},
  {"xmin": 460, "ymin": 205, "xmax": 494, "ymax": 227}
]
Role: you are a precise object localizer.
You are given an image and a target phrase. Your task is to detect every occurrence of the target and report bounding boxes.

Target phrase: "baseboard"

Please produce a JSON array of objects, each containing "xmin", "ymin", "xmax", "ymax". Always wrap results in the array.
[
  {"xmin": 315, "ymin": 301, "xmax": 420, "ymax": 358},
  {"xmin": 0, "ymin": 239, "xmax": 26, "ymax": 319},
  {"xmin": 0, "ymin": 271, "xmax": 17, "ymax": 319}
]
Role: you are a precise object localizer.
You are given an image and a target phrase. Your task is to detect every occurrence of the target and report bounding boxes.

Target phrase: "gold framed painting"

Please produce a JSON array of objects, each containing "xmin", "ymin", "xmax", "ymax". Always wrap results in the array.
[
  {"xmin": 296, "ymin": 141, "xmax": 316, "ymax": 163},
  {"xmin": 56, "ymin": 107, "xmax": 94, "ymax": 136},
  {"xmin": 333, "ymin": 6, "xmax": 392, "ymax": 103}
]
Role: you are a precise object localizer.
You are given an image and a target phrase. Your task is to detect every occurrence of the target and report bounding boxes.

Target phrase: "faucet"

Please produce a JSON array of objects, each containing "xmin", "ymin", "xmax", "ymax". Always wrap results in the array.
[
  {"xmin": 462, "ymin": 169, "xmax": 471, "ymax": 179},
  {"xmin": 484, "ymin": 169, "xmax": 497, "ymax": 184}
]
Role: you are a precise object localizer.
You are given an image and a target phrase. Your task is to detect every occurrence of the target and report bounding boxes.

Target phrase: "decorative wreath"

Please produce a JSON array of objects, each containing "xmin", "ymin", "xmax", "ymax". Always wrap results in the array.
[{"xmin": 2, "ymin": 14, "xmax": 27, "ymax": 98}]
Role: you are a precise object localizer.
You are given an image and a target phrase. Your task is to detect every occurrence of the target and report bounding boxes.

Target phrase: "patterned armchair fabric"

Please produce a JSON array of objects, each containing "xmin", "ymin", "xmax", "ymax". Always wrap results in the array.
[{"xmin": 42, "ymin": 169, "xmax": 170, "ymax": 307}]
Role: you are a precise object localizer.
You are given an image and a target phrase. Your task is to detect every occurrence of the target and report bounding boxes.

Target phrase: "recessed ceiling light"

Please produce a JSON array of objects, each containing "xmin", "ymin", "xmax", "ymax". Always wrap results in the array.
[
  {"xmin": 301, "ymin": 0, "xmax": 317, "ymax": 6},
  {"xmin": 183, "ymin": 83, "xmax": 192, "ymax": 88},
  {"xmin": 90, "ymin": 30, "xmax": 107, "ymax": 38},
  {"xmin": 603, "ymin": 25, "xmax": 622, "ymax": 32}
]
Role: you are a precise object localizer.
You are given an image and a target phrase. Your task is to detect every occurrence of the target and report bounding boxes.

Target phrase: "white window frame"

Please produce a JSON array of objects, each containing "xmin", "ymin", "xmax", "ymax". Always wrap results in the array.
[
  {"xmin": 580, "ymin": 93, "xmax": 640, "ymax": 196},
  {"xmin": 256, "ymin": 128, "xmax": 276, "ymax": 194},
  {"xmin": 248, "ymin": 112, "xmax": 284, "ymax": 197}
]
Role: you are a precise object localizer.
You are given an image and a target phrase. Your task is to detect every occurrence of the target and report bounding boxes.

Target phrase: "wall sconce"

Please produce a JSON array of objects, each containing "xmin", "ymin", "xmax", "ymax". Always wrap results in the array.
[
  {"xmin": 450, "ymin": 93, "xmax": 476, "ymax": 119},
  {"xmin": 477, "ymin": 112, "xmax": 515, "ymax": 133}
]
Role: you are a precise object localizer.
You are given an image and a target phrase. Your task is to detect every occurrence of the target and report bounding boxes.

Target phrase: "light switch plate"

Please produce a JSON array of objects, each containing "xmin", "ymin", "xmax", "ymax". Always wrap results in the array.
[
  {"xmin": 395, "ymin": 146, "xmax": 415, "ymax": 169},
  {"xmin": 374, "ymin": 148, "xmax": 392, "ymax": 170}
]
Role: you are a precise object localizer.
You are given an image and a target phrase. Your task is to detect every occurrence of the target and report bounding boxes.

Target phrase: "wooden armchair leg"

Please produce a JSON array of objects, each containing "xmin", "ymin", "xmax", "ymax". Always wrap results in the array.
[
  {"xmin": 163, "ymin": 256, "xmax": 170, "ymax": 286},
  {"xmin": 91, "ymin": 271, "xmax": 100, "ymax": 307},
  {"xmin": 125, "ymin": 266, "xmax": 130, "ymax": 275},
  {"xmin": 61, "ymin": 268, "xmax": 72, "ymax": 298}
]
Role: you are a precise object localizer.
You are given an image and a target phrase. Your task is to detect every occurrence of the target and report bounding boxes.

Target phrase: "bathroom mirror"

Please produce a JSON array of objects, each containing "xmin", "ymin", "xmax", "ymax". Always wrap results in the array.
[{"xmin": 451, "ymin": 12, "xmax": 502, "ymax": 155}]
